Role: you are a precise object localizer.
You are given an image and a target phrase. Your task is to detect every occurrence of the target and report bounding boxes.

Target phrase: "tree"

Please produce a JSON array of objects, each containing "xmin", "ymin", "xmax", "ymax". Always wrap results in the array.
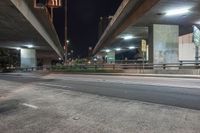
[
  {"xmin": 0, "ymin": 48, "xmax": 20, "ymax": 68},
  {"xmin": 0, "ymin": 48, "xmax": 9, "ymax": 68}
]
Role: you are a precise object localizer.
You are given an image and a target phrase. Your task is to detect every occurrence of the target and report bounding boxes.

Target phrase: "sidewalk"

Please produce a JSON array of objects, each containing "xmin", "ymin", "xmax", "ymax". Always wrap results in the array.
[
  {"xmin": 59, "ymin": 72, "xmax": 200, "ymax": 79},
  {"xmin": 1, "ymin": 71, "xmax": 200, "ymax": 79},
  {"xmin": 104, "ymin": 73, "xmax": 200, "ymax": 79}
]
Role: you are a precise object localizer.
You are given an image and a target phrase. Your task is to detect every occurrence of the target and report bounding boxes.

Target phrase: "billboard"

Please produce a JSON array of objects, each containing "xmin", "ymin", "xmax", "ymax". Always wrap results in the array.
[{"xmin": 193, "ymin": 25, "xmax": 200, "ymax": 47}]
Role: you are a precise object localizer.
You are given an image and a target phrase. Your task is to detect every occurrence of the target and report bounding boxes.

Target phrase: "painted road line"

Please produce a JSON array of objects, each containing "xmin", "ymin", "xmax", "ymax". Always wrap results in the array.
[
  {"xmin": 38, "ymin": 83, "xmax": 73, "ymax": 89},
  {"xmin": 22, "ymin": 103, "xmax": 38, "ymax": 109}
]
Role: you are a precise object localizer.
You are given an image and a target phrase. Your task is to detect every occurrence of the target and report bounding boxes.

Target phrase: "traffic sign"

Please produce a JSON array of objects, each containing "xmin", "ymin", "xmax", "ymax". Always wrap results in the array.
[{"xmin": 141, "ymin": 39, "xmax": 147, "ymax": 52}]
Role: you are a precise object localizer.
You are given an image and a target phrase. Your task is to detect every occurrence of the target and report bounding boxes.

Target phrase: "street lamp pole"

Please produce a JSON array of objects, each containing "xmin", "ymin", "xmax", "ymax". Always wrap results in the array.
[{"xmin": 64, "ymin": 0, "xmax": 68, "ymax": 64}]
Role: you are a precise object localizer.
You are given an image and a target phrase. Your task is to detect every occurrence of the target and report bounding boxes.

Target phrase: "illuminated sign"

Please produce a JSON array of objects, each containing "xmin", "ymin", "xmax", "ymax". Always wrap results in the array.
[
  {"xmin": 141, "ymin": 39, "xmax": 147, "ymax": 52},
  {"xmin": 47, "ymin": 0, "xmax": 62, "ymax": 8}
]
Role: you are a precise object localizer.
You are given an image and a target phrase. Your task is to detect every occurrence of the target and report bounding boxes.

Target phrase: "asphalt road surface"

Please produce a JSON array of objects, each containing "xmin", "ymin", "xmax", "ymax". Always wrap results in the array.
[
  {"xmin": 1, "ymin": 73, "xmax": 200, "ymax": 110},
  {"xmin": 1, "ymin": 73, "xmax": 200, "ymax": 133}
]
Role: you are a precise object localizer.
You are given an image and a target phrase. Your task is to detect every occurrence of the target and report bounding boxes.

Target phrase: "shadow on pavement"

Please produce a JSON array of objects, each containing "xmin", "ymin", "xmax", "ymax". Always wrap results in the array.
[
  {"xmin": 0, "ymin": 74, "xmax": 55, "ymax": 83},
  {"xmin": 0, "ymin": 99, "xmax": 21, "ymax": 114}
]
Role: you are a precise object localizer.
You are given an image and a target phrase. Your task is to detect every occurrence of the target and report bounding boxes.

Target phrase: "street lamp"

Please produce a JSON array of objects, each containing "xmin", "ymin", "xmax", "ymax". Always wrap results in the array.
[
  {"xmin": 66, "ymin": 40, "xmax": 70, "ymax": 43},
  {"xmin": 64, "ymin": 0, "xmax": 68, "ymax": 64}
]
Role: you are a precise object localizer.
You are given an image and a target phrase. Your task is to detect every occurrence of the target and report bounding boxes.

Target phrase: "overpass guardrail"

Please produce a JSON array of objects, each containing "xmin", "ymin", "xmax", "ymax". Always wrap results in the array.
[{"xmin": 1, "ymin": 61, "xmax": 200, "ymax": 73}]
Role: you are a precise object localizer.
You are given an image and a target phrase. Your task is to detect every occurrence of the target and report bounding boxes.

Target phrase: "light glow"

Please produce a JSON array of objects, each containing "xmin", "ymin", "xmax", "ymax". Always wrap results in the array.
[
  {"xmin": 128, "ymin": 46, "xmax": 135, "ymax": 50},
  {"xmin": 26, "ymin": 45, "xmax": 34, "ymax": 48},
  {"xmin": 123, "ymin": 35, "xmax": 134, "ymax": 40},
  {"xmin": 105, "ymin": 49, "xmax": 111, "ymax": 53},
  {"xmin": 165, "ymin": 8, "xmax": 190, "ymax": 16},
  {"xmin": 115, "ymin": 48, "xmax": 121, "ymax": 51},
  {"xmin": 196, "ymin": 21, "xmax": 200, "ymax": 25},
  {"xmin": 16, "ymin": 47, "xmax": 21, "ymax": 50}
]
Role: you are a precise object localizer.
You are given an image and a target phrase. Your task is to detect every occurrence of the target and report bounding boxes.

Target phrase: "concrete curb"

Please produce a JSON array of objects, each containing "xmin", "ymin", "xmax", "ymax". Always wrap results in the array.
[
  {"xmin": 50, "ymin": 72, "xmax": 200, "ymax": 79},
  {"xmin": 1, "ymin": 72, "xmax": 200, "ymax": 79},
  {"xmin": 114, "ymin": 74, "xmax": 200, "ymax": 79}
]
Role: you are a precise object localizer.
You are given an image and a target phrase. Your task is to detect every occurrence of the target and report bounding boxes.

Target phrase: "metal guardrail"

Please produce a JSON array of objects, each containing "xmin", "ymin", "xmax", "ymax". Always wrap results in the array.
[
  {"xmin": 51, "ymin": 62, "xmax": 200, "ymax": 71},
  {"xmin": 69, "ymin": 62, "xmax": 200, "ymax": 70},
  {"xmin": 1, "ymin": 61, "xmax": 200, "ymax": 73}
]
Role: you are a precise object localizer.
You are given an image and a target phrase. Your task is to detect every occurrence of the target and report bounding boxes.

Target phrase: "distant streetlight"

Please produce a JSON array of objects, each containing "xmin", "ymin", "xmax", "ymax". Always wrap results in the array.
[
  {"xmin": 105, "ymin": 49, "xmax": 111, "ymax": 53},
  {"xmin": 128, "ymin": 46, "xmax": 135, "ymax": 50},
  {"xmin": 115, "ymin": 48, "xmax": 121, "ymax": 51},
  {"xmin": 89, "ymin": 47, "xmax": 93, "ymax": 51},
  {"xmin": 66, "ymin": 40, "xmax": 70, "ymax": 43}
]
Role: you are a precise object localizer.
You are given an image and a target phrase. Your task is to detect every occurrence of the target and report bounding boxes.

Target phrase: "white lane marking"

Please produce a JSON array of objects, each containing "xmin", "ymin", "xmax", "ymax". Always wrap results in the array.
[
  {"xmin": 22, "ymin": 103, "xmax": 38, "ymax": 109},
  {"xmin": 38, "ymin": 83, "xmax": 73, "ymax": 89}
]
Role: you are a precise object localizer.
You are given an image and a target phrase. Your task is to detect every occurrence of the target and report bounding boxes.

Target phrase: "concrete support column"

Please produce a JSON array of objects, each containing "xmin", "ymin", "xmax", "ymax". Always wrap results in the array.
[
  {"xmin": 149, "ymin": 24, "xmax": 179, "ymax": 65},
  {"xmin": 21, "ymin": 49, "xmax": 36, "ymax": 68},
  {"xmin": 106, "ymin": 51, "xmax": 115, "ymax": 64}
]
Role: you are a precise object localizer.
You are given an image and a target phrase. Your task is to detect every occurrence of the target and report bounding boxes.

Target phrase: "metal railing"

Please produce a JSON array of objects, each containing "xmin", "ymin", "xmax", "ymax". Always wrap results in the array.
[
  {"xmin": 1, "ymin": 61, "xmax": 200, "ymax": 73},
  {"xmin": 50, "ymin": 62, "xmax": 200, "ymax": 71}
]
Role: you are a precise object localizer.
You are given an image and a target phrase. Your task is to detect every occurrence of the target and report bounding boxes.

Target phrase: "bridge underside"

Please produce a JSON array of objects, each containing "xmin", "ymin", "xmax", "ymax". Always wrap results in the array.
[
  {"xmin": 94, "ymin": 0, "xmax": 200, "ymax": 65},
  {"xmin": 0, "ymin": 1, "xmax": 48, "ymax": 50},
  {"xmin": 0, "ymin": 0, "xmax": 64, "ymax": 67}
]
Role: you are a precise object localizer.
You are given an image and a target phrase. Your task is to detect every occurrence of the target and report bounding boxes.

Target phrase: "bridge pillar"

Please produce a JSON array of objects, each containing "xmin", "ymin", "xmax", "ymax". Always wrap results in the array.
[
  {"xmin": 149, "ymin": 24, "xmax": 179, "ymax": 65},
  {"xmin": 20, "ymin": 49, "xmax": 36, "ymax": 68},
  {"xmin": 106, "ymin": 51, "xmax": 115, "ymax": 64}
]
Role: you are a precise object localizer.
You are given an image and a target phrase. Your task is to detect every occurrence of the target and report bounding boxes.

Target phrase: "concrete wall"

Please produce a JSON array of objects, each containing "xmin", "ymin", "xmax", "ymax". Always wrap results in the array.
[
  {"xmin": 21, "ymin": 49, "xmax": 36, "ymax": 68},
  {"xmin": 179, "ymin": 33, "xmax": 200, "ymax": 61},
  {"xmin": 106, "ymin": 51, "xmax": 115, "ymax": 64},
  {"xmin": 149, "ymin": 24, "xmax": 179, "ymax": 64}
]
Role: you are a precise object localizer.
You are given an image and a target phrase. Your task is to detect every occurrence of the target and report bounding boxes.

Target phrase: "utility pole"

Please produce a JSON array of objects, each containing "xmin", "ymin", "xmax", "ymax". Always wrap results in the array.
[{"xmin": 64, "ymin": 0, "xmax": 68, "ymax": 64}]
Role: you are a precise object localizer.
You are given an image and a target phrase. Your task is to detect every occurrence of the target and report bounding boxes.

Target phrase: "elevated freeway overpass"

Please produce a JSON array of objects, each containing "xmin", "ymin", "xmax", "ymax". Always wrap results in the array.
[
  {"xmin": 93, "ymin": 0, "xmax": 200, "ymax": 65},
  {"xmin": 0, "ymin": 0, "xmax": 64, "ymax": 67}
]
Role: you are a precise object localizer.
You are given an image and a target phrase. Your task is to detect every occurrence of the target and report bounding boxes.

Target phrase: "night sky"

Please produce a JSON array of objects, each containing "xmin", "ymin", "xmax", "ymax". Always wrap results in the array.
[{"xmin": 53, "ymin": 0, "xmax": 122, "ymax": 58}]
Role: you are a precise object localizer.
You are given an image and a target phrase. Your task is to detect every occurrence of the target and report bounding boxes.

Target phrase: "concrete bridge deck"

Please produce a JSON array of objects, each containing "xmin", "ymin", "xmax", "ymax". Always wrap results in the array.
[{"xmin": 0, "ymin": 0, "xmax": 64, "ymax": 57}]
